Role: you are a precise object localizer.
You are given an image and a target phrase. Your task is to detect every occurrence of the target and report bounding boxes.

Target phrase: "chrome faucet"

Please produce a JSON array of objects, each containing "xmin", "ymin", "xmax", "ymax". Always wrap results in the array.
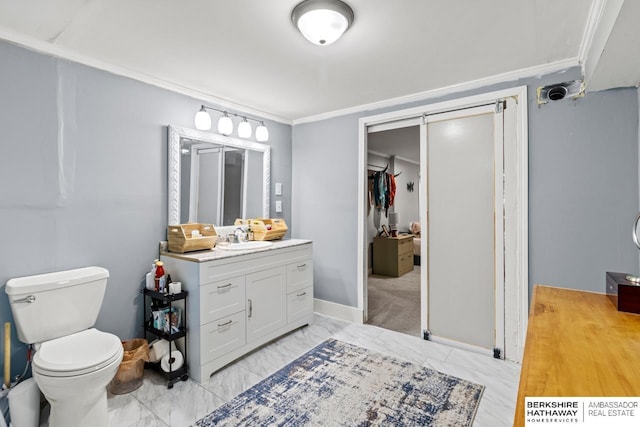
[{"xmin": 234, "ymin": 227, "xmax": 247, "ymax": 243}]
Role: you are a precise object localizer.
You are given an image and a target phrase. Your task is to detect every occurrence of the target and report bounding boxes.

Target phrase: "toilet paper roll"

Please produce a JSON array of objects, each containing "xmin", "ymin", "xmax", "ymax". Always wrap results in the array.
[
  {"xmin": 168, "ymin": 281, "xmax": 182, "ymax": 295},
  {"xmin": 8, "ymin": 378, "xmax": 40, "ymax": 427},
  {"xmin": 148, "ymin": 339, "xmax": 171, "ymax": 363},
  {"xmin": 160, "ymin": 350, "xmax": 184, "ymax": 373}
]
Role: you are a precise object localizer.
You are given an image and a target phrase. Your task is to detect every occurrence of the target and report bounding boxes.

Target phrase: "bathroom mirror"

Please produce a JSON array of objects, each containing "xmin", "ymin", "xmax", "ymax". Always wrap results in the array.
[{"xmin": 168, "ymin": 125, "xmax": 270, "ymax": 226}]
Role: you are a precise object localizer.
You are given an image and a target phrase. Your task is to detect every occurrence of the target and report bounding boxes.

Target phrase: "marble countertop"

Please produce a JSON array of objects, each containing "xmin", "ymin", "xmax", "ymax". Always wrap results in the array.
[{"xmin": 161, "ymin": 238, "xmax": 312, "ymax": 263}]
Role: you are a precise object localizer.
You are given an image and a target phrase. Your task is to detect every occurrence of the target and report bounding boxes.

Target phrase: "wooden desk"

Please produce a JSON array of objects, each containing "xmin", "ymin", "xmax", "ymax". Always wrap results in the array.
[{"xmin": 514, "ymin": 285, "xmax": 640, "ymax": 426}]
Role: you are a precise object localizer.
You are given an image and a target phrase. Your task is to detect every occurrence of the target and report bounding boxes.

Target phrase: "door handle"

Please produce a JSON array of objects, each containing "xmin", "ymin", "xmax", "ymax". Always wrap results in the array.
[
  {"xmin": 248, "ymin": 299, "xmax": 253, "ymax": 318},
  {"xmin": 217, "ymin": 283, "xmax": 232, "ymax": 290}
]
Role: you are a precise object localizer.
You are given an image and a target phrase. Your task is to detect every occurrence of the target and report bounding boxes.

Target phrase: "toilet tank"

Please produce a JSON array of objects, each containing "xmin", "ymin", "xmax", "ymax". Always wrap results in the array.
[{"xmin": 6, "ymin": 267, "xmax": 109, "ymax": 344}]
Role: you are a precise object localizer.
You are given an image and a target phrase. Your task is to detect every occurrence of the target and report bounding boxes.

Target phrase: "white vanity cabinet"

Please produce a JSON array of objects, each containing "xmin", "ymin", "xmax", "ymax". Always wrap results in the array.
[{"xmin": 160, "ymin": 241, "xmax": 313, "ymax": 383}]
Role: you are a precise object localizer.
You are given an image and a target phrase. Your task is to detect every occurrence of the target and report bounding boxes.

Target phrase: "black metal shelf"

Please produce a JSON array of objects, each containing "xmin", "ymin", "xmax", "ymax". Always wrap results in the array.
[
  {"xmin": 142, "ymin": 287, "xmax": 189, "ymax": 389},
  {"xmin": 142, "ymin": 324, "xmax": 186, "ymax": 341},
  {"xmin": 143, "ymin": 288, "xmax": 188, "ymax": 301}
]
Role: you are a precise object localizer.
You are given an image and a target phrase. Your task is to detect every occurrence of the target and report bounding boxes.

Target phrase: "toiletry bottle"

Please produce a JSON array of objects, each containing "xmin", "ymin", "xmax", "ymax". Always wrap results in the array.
[{"xmin": 154, "ymin": 261, "xmax": 165, "ymax": 292}]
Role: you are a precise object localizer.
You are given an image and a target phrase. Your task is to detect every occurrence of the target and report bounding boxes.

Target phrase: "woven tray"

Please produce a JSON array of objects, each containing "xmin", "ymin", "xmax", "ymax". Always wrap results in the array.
[
  {"xmin": 167, "ymin": 223, "xmax": 217, "ymax": 253},
  {"xmin": 249, "ymin": 218, "xmax": 288, "ymax": 241}
]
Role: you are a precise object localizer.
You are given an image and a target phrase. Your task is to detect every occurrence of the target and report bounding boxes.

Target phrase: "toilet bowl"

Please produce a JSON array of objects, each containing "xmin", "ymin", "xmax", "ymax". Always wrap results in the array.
[
  {"xmin": 32, "ymin": 329, "xmax": 123, "ymax": 427},
  {"xmin": 5, "ymin": 267, "xmax": 123, "ymax": 427}
]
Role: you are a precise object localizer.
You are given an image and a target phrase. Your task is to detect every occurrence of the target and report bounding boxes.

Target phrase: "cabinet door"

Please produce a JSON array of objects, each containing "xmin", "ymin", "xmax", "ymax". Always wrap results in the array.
[{"xmin": 246, "ymin": 266, "xmax": 286, "ymax": 343}]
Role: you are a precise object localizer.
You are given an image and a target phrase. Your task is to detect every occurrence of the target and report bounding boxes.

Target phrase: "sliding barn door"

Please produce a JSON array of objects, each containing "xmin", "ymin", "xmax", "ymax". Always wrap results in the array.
[{"xmin": 424, "ymin": 104, "xmax": 504, "ymax": 354}]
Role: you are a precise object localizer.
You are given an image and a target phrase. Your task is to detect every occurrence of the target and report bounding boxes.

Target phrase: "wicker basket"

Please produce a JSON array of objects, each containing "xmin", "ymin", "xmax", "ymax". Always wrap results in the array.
[
  {"xmin": 249, "ymin": 218, "xmax": 288, "ymax": 241},
  {"xmin": 109, "ymin": 338, "xmax": 149, "ymax": 395},
  {"xmin": 167, "ymin": 223, "xmax": 217, "ymax": 253}
]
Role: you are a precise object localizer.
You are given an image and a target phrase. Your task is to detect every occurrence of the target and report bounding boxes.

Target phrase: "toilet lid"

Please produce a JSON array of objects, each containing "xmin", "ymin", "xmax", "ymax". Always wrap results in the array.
[{"xmin": 33, "ymin": 328, "xmax": 123, "ymax": 377}]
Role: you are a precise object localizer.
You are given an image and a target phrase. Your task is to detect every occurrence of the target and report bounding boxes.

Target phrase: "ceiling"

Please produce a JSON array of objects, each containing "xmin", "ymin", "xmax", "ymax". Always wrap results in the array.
[
  {"xmin": 0, "ymin": 1, "xmax": 637, "ymax": 123},
  {"xmin": 368, "ymin": 126, "xmax": 420, "ymax": 161}
]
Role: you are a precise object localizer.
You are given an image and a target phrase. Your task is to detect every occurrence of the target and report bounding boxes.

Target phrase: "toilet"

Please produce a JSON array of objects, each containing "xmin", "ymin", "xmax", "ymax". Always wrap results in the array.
[{"xmin": 5, "ymin": 267, "xmax": 124, "ymax": 427}]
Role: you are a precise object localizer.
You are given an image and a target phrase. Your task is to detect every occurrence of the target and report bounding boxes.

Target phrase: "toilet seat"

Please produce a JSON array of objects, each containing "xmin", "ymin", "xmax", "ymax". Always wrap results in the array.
[{"xmin": 33, "ymin": 328, "xmax": 122, "ymax": 377}]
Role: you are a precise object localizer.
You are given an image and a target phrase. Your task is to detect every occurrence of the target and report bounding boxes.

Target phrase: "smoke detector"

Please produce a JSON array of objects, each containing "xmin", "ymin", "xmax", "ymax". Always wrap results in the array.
[{"xmin": 537, "ymin": 80, "xmax": 585, "ymax": 105}]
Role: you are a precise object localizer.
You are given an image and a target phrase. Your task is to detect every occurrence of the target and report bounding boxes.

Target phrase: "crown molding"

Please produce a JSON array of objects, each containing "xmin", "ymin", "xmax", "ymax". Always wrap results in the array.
[
  {"xmin": 0, "ymin": 28, "xmax": 291, "ymax": 125},
  {"xmin": 578, "ymin": 0, "xmax": 625, "ymax": 90},
  {"xmin": 578, "ymin": 0, "xmax": 607, "ymax": 66},
  {"xmin": 1, "ymin": 26, "xmax": 583, "ymax": 128},
  {"xmin": 292, "ymin": 57, "xmax": 578, "ymax": 125}
]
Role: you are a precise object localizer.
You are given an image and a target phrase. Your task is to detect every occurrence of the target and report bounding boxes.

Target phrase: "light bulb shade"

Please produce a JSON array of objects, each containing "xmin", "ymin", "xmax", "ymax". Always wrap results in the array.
[
  {"xmin": 194, "ymin": 108, "xmax": 212, "ymax": 130},
  {"xmin": 217, "ymin": 115, "xmax": 233, "ymax": 135},
  {"xmin": 292, "ymin": 0, "xmax": 354, "ymax": 46},
  {"xmin": 256, "ymin": 123, "xmax": 269, "ymax": 142},
  {"xmin": 389, "ymin": 212, "xmax": 400, "ymax": 227},
  {"xmin": 238, "ymin": 119, "xmax": 252, "ymax": 138}
]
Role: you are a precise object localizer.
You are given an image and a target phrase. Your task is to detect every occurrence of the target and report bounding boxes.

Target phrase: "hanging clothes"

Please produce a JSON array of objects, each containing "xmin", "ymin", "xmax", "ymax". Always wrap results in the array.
[
  {"xmin": 388, "ymin": 173, "xmax": 397, "ymax": 208},
  {"xmin": 368, "ymin": 169, "xmax": 397, "ymax": 217},
  {"xmin": 384, "ymin": 172, "xmax": 390, "ymax": 215},
  {"xmin": 367, "ymin": 172, "xmax": 375, "ymax": 216}
]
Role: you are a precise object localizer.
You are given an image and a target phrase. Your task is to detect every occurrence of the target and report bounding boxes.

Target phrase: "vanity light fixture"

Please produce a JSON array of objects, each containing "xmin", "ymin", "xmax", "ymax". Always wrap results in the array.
[
  {"xmin": 237, "ymin": 117, "xmax": 252, "ymax": 139},
  {"xmin": 291, "ymin": 0, "xmax": 354, "ymax": 46},
  {"xmin": 255, "ymin": 122, "xmax": 269, "ymax": 142},
  {"xmin": 194, "ymin": 105, "xmax": 269, "ymax": 141},
  {"xmin": 194, "ymin": 106, "xmax": 212, "ymax": 131},
  {"xmin": 218, "ymin": 112, "xmax": 233, "ymax": 136}
]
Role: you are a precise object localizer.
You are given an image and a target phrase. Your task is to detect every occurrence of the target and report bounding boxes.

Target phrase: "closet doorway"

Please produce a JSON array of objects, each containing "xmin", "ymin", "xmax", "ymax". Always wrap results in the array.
[
  {"xmin": 357, "ymin": 87, "xmax": 529, "ymax": 362},
  {"xmin": 366, "ymin": 126, "xmax": 421, "ymax": 337}
]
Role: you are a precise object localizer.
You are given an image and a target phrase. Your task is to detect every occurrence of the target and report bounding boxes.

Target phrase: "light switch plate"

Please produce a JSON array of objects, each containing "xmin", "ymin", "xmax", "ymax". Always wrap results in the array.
[
  {"xmin": 275, "ymin": 182, "xmax": 282, "ymax": 196},
  {"xmin": 275, "ymin": 200, "xmax": 282, "ymax": 213}
]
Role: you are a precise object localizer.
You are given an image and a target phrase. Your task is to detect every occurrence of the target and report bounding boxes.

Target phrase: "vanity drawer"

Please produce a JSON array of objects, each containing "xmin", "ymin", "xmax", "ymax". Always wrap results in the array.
[
  {"xmin": 287, "ymin": 259, "xmax": 313, "ymax": 292},
  {"xmin": 287, "ymin": 286, "xmax": 313, "ymax": 323},
  {"xmin": 200, "ymin": 276, "xmax": 246, "ymax": 324},
  {"xmin": 201, "ymin": 311, "xmax": 246, "ymax": 363}
]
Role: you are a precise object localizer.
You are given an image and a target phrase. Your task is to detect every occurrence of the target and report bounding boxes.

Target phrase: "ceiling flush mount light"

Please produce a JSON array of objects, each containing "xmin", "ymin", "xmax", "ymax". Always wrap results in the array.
[
  {"xmin": 193, "ymin": 105, "xmax": 269, "ymax": 141},
  {"xmin": 292, "ymin": 0, "xmax": 354, "ymax": 46}
]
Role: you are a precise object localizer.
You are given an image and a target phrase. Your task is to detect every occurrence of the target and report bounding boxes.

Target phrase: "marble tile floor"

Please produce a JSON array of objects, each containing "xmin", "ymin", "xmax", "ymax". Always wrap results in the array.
[{"xmin": 105, "ymin": 314, "xmax": 521, "ymax": 427}]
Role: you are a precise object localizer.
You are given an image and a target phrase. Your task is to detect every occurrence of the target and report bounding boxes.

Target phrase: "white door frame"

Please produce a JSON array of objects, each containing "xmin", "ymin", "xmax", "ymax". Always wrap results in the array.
[{"xmin": 357, "ymin": 86, "xmax": 529, "ymax": 362}]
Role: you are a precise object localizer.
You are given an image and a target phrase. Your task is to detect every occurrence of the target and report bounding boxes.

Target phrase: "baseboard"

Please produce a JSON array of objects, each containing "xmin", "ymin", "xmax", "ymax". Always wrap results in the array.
[{"xmin": 314, "ymin": 298, "xmax": 363, "ymax": 324}]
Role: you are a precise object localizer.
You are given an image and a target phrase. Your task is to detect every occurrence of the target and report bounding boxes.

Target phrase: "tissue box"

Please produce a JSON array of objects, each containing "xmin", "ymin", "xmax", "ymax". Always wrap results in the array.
[{"xmin": 606, "ymin": 272, "xmax": 640, "ymax": 314}]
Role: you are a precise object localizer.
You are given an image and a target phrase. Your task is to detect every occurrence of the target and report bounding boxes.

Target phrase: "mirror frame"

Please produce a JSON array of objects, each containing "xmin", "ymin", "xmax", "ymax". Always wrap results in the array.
[{"xmin": 168, "ymin": 125, "xmax": 271, "ymax": 226}]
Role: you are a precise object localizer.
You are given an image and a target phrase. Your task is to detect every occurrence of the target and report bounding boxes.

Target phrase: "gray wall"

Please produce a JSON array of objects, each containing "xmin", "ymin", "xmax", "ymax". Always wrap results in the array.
[
  {"xmin": 293, "ymin": 68, "xmax": 639, "ymax": 308},
  {"xmin": 0, "ymin": 40, "xmax": 292, "ymax": 379}
]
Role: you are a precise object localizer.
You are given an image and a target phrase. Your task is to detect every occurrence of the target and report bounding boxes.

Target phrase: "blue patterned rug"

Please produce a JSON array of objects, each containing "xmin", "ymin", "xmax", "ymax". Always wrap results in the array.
[{"xmin": 196, "ymin": 339, "xmax": 484, "ymax": 426}]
